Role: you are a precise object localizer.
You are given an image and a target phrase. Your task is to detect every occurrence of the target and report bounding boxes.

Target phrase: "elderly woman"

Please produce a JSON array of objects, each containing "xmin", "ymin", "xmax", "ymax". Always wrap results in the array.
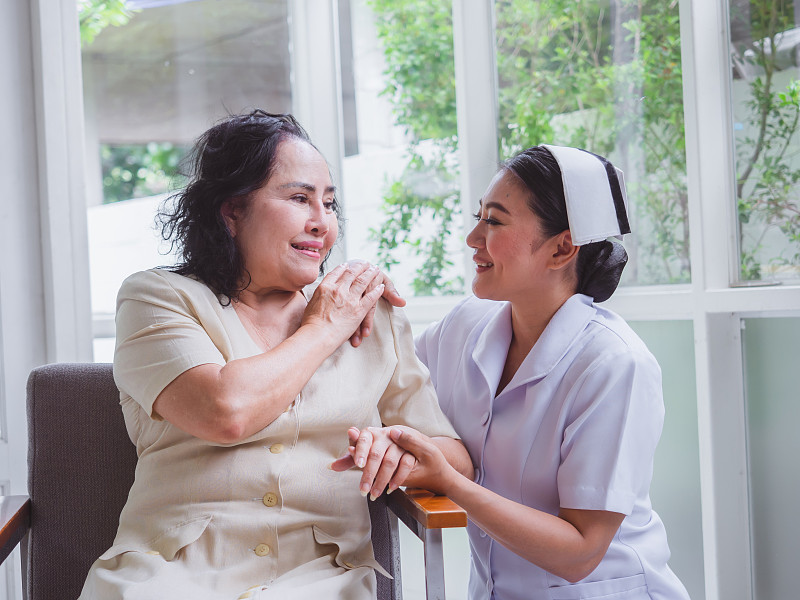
[
  {"xmin": 349, "ymin": 146, "xmax": 689, "ymax": 600},
  {"xmin": 78, "ymin": 110, "xmax": 471, "ymax": 600}
]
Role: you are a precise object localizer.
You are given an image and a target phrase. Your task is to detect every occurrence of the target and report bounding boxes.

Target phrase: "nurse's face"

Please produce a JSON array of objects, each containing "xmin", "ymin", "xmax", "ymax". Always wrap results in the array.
[{"xmin": 466, "ymin": 170, "xmax": 560, "ymax": 303}]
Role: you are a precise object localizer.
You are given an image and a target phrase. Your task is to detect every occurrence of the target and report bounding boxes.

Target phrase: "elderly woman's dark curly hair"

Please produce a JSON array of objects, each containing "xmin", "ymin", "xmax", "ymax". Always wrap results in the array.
[{"xmin": 158, "ymin": 110, "xmax": 342, "ymax": 305}]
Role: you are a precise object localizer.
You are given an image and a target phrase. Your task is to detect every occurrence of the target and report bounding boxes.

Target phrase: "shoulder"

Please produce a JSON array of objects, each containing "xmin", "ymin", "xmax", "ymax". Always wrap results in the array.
[
  {"xmin": 570, "ymin": 305, "xmax": 661, "ymax": 389},
  {"xmin": 118, "ymin": 268, "xmax": 218, "ymax": 308},
  {"xmin": 430, "ymin": 295, "xmax": 502, "ymax": 339}
]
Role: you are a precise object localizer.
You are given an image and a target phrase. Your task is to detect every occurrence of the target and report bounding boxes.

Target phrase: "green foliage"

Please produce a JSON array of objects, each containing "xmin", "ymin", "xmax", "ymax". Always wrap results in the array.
[
  {"xmin": 100, "ymin": 143, "xmax": 187, "ymax": 204},
  {"xmin": 733, "ymin": 0, "xmax": 800, "ymax": 279},
  {"xmin": 369, "ymin": 0, "xmax": 799, "ymax": 289},
  {"xmin": 368, "ymin": 0, "xmax": 462, "ymax": 294},
  {"xmin": 78, "ymin": 0, "xmax": 137, "ymax": 47},
  {"xmin": 369, "ymin": 0, "xmax": 692, "ymax": 289},
  {"xmin": 78, "ymin": 1, "xmax": 186, "ymax": 204},
  {"xmin": 494, "ymin": 0, "xmax": 689, "ymax": 284}
]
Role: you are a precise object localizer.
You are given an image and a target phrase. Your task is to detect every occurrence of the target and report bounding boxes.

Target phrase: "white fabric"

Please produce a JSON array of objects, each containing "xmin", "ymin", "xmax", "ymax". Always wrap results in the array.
[
  {"xmin": 416, "ymin": 294, "xmax": 689, "ymax": 600},
  {"xmin": 543, "ymin": 145, "xmax": 628, "ymax": 245}
]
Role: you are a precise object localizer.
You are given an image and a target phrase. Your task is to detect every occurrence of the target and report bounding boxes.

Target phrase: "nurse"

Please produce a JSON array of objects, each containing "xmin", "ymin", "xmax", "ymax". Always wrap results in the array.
[{"xmin": 383, "ymin": 146, "xmax": 690, "ymax": 599}]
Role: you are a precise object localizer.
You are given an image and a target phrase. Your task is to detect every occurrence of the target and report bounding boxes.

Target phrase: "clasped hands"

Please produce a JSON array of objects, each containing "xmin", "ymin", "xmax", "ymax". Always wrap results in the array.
[{"xmin": 330, "ymin": 425, "xmax": 454, "ymax": 500}]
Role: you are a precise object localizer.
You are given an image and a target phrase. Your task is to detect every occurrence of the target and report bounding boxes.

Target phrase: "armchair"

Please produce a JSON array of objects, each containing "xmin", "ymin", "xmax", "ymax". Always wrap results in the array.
[{"xmin": 0, "ymin": 362, "xmax": 466, "ymax": 600}]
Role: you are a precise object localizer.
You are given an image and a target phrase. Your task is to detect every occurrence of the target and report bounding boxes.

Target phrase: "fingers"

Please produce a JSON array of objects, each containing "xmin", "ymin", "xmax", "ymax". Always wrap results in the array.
[
  {"xmin": 352, "ymin": 428, "xmax": 374, "ymax": 470},
  {"xmin": 332, "ymin": 426, "xmax": 421, "ymax": 500},
  {"xmin": 356, "ymin": 427, "xmax": 397, "ymax": 499},
  {"xmin": 378, "ymin": 272, "xmax": 406, "ymax": 307},
  {"xmin": 329, "ymin": 428, "xmax": 361, "ymax": 472},
  {"xmin": 388, "ymin": 427, "xmax": 423, "ymax": 452},
  {"xmin": 386, "ymin": 452, "xmax": 416, "ymax": 495},
  {"xmin": 329, "ymin": 454, "xmax": 356, "ymax": 472},
  {"xmin": 367, "ymin": 445, "xmax": 413, "ymax": 500}
]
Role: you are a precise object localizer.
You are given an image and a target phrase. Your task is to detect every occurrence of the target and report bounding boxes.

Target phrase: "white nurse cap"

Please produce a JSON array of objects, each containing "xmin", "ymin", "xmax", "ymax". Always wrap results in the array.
[{"xmin": 542, "ymin": 145, "xmax": 631, "ymax": 246}]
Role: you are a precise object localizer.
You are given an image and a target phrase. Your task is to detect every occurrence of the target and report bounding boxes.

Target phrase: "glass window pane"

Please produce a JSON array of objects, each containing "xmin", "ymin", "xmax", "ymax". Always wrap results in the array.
[
  {"xmin": 743, "ymin": 317, "xmax": 800, "ymax": 598},
  {"xmin": 629, "ymin": 320, "xmax": 705, "ymax": 600},
  {"xmin": 494, "ymin": 1, "xmax": 688, "ymax": 286},
  {"xmin": 341, "ymin": 0, "xmax": 463, "ymax": 297},
  {"xmin": 80, "ymin": 0, "xmax": 292, "ymax": 360},
  {"xmin": 729, "ymin": 1, "xmax": 800, "ymax": 283}
]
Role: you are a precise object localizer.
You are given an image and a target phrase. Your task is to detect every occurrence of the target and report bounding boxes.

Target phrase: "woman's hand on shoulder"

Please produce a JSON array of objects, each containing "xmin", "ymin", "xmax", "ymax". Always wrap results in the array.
[
  {"xmin": 342, "ymin": 261, "xmax": 405, "ymax": 348},
  {"xmin": 302, "ymin": 262, "xmax": 386, "ymax": 346}
]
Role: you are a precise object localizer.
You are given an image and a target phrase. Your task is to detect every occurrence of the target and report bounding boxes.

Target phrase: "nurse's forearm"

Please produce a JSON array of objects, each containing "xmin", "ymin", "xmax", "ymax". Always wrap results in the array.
[
  {"xmin": 431, "ymin": 437, "xmax": 474, "ymax": 480},
  {"xmin": 444, "ymin": 475, "xmax": 623, "ymax": 583}
]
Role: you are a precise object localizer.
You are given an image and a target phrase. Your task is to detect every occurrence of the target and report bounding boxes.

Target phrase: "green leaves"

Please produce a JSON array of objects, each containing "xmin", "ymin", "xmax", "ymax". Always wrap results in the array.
[{"xmin": 78, "ymin": 0, "xmax": 137, "ymax": 47}]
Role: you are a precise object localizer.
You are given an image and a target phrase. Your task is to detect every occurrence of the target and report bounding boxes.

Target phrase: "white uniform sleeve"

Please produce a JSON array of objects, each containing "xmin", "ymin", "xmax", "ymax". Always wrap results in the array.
[
  {"xmin": 378, "ymin": 303, "xmax": 458, "ymax": 439},
  {"xmin": 413, "ymin": 316, "xmax": 445, "ymax": 387},
  {"xmin": 113, "ymin": 270, "xmax": 226, "ymax": 419},
  {"xmin": 557, "ymin": 349, "xmax": 664, "ymax": 515}
]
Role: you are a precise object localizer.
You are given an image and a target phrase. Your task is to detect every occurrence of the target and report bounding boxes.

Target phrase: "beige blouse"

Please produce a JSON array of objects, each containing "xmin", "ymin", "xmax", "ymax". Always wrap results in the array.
[{"xmin": 78, "ymin": 269, "xmax": 458, "ymax": 600}]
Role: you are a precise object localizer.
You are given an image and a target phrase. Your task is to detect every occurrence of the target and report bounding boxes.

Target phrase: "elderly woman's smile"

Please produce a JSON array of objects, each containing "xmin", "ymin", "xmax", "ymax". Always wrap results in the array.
[{"xmin": 222, "ymin": 137, "xmax": 339, "ymax": 293}]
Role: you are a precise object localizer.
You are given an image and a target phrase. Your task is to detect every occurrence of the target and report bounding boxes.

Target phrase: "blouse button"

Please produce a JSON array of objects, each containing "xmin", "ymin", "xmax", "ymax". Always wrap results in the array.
[
  {"xmin": 254, "ymin": 543, "xmax": 271, "ymax": 557},
  {"xmin": 269, "ymin": 443, "xmax": 284, "ymax": 454},
  {"xmin": 262, "ymin": 492, "xmax": 278, "ymax": 507}
]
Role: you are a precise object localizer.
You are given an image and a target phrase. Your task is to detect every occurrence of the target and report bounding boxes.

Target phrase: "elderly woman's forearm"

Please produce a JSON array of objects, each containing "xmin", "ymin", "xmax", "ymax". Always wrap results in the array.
[{"xmin": 154, "ymin": 321, "xmax": 344, "ymax": 443}]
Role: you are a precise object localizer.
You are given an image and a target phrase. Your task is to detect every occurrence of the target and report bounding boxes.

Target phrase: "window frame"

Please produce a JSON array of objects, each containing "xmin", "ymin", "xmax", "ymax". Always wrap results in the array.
[{"xmin": 39, "ymin": 2, "xmax": 800, "ymax": 600}]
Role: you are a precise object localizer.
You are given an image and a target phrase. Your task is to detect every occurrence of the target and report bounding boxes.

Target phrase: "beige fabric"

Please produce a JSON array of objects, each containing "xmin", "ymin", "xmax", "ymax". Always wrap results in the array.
[{"xmin": 79, "ymin": 269, "xmax": 458, "ymax": 600}]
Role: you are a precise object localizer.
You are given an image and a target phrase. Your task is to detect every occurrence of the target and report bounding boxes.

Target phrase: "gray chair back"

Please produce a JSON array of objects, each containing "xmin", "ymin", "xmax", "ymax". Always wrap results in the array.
[{"xmin": 25, "ymin": 362, "xmax": 401, "ymax": 600}]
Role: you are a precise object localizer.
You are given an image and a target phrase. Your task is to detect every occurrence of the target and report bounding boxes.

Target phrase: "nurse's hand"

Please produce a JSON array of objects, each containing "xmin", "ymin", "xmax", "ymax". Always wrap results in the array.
[
  {"xmin": 345, "ymin": 261, "xmax": 405, "ymax": 348},
  {"xmin": 330, "ymin": 426, "xmax": 417, "ymax": 500},
  {"xmin": 387, "ymin": 427, "xmax": 458, "ymax": 496}
]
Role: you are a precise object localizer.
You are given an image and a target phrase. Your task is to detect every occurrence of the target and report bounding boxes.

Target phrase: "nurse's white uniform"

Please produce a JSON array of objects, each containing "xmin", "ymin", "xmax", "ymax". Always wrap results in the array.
[{"xmin": 416, "ymin": 293, "xmax": 690, "ymax": 600}]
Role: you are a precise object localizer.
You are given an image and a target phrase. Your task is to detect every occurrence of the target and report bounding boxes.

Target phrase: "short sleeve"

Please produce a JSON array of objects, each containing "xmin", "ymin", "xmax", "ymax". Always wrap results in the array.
[
  {"xmin": 378, "ymin": 304, "xmax": 458, "ymax": 439},
  {"xmin": 557, "ymin": 349, "xmax": 664, "ymax": 515},
  {"xmin": 113, "ymin": 270, "xmax": 226, "ymax": 418}
]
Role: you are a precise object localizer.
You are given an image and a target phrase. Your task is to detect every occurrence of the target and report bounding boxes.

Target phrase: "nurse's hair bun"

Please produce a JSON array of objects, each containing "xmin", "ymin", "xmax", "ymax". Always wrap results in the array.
[{"xmin": 576, "ymin": 239, "xmax": 628, "ymax": 303}]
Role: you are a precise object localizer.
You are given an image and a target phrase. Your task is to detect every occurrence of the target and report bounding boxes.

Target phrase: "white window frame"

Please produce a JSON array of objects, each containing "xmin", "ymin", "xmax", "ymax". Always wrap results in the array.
[{"xmin": 301, "ymin": 3, "xmax": 800, "ymax": 600}]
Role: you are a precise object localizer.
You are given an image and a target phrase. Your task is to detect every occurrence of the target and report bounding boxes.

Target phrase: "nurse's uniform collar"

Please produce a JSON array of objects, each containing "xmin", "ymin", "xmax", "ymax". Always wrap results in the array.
[
  {"xmin": 509, "ymin": 295, "xmax": 597, "ymax": 386},
  {"xmin": 542, "ymin": 145, "xmax": 631, "ymax": 246},
  {"xmin": 471, "ymin": 301, "xmax": 514, "ymax": 391}
]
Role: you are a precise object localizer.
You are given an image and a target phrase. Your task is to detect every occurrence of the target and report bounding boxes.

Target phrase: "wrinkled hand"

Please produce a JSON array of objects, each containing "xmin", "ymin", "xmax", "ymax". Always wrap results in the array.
[
  {"xmin": 330, "ymin": 426, "xmax": 417, "ymax": 500},
  {"xmin": 345, "ymin": 261, "xmax": 405, "ymax": 348},
  {"xmin": 302, "ymin": 262, "xmax": 385, "ymax": 346}
]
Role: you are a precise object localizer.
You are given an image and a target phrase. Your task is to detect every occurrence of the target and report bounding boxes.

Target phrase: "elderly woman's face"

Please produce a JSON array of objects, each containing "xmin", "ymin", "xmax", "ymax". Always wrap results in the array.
[{"xmin": 223, "ymin": 137, "xmax": 338, "ymax": 292}]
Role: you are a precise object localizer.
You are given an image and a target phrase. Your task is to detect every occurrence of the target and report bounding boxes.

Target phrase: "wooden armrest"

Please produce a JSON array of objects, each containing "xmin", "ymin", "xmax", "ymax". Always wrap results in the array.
[
  {"xmin": 0, "ymin": 495, "xmax": 31, "ymax": 564},
  {"xmin": 386, "ymin": 488, "xmax": 466, "ymax": 530}
]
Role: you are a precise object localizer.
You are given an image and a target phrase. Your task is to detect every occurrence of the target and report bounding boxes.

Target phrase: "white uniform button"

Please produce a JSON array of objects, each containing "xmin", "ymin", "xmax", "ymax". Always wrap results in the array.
[
  {"xmin": 479, "ymin": 529, "xmax": 487, "ymax": 538},
  {"xmin": 254, "ymin": 543, "xmax": 271, "ymax": 557},
  {"xmin": 473, "ymin": 468, "xmax": 481, "ymax": 481},
  {"xmin": 269, "ymin": 443, "xmax": 284, "ymax": 454},
  {"xmin": 481, "ymin": 411, "xmax": 490, "ymax": 424},
  {"xmin": 262, "ymin": 492, "xmax": 278, "ymax": 507}
]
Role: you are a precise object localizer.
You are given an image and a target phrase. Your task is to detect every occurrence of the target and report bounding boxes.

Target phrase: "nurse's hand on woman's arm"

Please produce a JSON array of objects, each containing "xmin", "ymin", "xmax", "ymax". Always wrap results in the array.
[
  {"xmin": 330, "ymin": 425, "xmax": 473, "ymax": 501},
  {"xmin": 389, "ymin": 428, "xmax": 626, "ymax": 583}
]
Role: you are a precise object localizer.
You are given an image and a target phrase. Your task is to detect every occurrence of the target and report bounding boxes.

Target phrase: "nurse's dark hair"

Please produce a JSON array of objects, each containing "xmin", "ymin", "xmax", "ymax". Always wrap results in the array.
[
  {"xmin": 157, "ymin": 110, "xmax": 342, "ymax": 306},
  {"xmin": 502, "ymin": 146, "xmax": 627, "ymax": 303}
]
